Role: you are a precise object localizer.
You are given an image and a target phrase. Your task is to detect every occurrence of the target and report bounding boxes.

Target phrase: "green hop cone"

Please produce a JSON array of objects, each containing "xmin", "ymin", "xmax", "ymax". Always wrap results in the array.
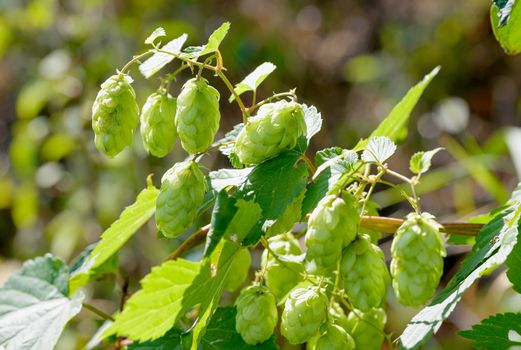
[
  {"xmin": 305, "ymin": 194, "xmax": 358, "ymax": 275},
  {"xmin": 235, "ymin": 100, "xmax": 307, "ymax": 165},
  {"xmin": 390, "ymin": 212, "xmax": 446, "ymax": 307},
  {"xmin": 261, "ymin": 232, "xmax": 304, "ymax": 300},
  {"xmin": 139, "ymin": 90, "xmax": 177, "ymax": 157},
  {"xmin": 175, "ymin": 77, "xmax": 220, "ymax": 154},
  {"xmin": 281, "ymin": 286, "xmax": 329, "ymax": 344},
  {"xmin": 155, "ymin": 161, "xmax": 206, "ymax": 238},
  {"xmin": 224, "ymin": 248, "xmax": 251, "ymax": 292},
  {"xmin": 328, "ymin": 302, "xmax": 350, "ymax": 332},
  {"xmin": 91, "ymin": 73, "xmax": 139, "ymax": 157},
  {"xmin": 307, "ymin": 323, "xmax": 355, "ymax": 350},
  {"xmin": 235, "ymin": 284, "xmax": 278, "ymax": 345},
  {"xmin": 340, "ymin": 234, "xmax": 390, "ymax": 311},
  {"xmin": 345, "ymin": 308, "xmax": 386, "ymax": 350}
]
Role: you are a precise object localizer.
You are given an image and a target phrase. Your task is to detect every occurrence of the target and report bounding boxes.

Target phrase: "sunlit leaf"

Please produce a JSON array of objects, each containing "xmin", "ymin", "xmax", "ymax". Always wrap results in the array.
[
  {"xmin": 460, "ymin": 313, "xmax": 521, "ymax": 350},
  {"xmin": 0, "ymin": 254, "xmax": 84, "ymax": 350},
  {"xmin": 491, "ymin": 0, "xmax": 521, "ymax": 54},
  {"xmin": 229, "ymin": 62, "xmax": 276, "ymax": 102},
  {"xmin": 361, "ymin": 136, "xmax": 396, "ymax": 164},
  {"xmin": 409, "ymin": 148, "xmax": 443, "ymax": 174},
  {"xmin": 139, "ymin": 34, "xmax": 188, "ymax": 78},
  {"xmin": 144, "ymin": 27, "xmax": 166, "ymax": 45}
]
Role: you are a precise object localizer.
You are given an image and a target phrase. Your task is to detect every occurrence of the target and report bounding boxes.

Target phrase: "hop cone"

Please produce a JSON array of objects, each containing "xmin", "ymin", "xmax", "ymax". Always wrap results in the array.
[
  {"xmin": 345, "ymin": 308, "xmax": 386, "ymax": 350},
  {"xmin": 235, "ymin": 284, "xmax": 278, "ymax": 345},
  {"xmin": 307, "ymin": 323, "xmax": 355, "ymax": 350},
  {"xmin": 281, "ymin": 286, "xmax": 328, "ymax": 344},
  {"xmin": 235, "ymin": 100, "xmax": 307, "ymax": 165},
  {"xmin": 175, "ymin": 77, "xmax": 220, "ymax": 154},
  {"xmin": 340, "ymin": 234, "xmax": 390, "ymax": 311},
  {"xmin": 328, "ymin": 302, "xmax": 350, "ymax": 332},
  {"xmin": 261, "ymin": 232, "xmax": 304, "ymax": 300},
  {"xmin": 91, "ymin": 73, "xmax": 139, "ymax": 157},
  {"xmin": 155, "ymin": 161, "xmax": 206, "ymax": 238},
  {"xmin": 140, "ymin": 90, "xmax": 177, "ymax": 157},
  {"xmin": 305, "ymin": 194, "xmax": 358, "ymax": 275},
  {"xmin": 390, "ymin": 212, "xmax": 446, "ymax": 307},
  {"xmin": 224, "ymin": 248, "xmax": 251, "ymax": 292}
]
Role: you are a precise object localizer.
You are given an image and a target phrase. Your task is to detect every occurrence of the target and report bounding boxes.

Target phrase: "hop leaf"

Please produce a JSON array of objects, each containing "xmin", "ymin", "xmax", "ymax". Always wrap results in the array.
[
  {"xmin": 340, "ymin": 234, "xmax": 390, "ymax": 311},
  {"xmin": 305, "ymin": 194, "xmax": 359, "ymax": 275},
  {"xmin": 175, "ymin": 78, "xmax": 221, "ymax": 154},
  {"xmin": 235, "ymin": 100, "xmax": 307, "ymax": 165},
  {"xmin": 390, "ymin": 212, "xmax": 446, "ymax": 306},
  {"xmin": 361, "ymin": 136, "xmax": 396, "ymax": 164},
  {"xmin": 155, "ymin": 161, "xmax": 206, "ymax": 237},
  {"xmin": 229, "ymin": 62, "xmax": 276, "ymax": 102},
  {"xmin": 235, "ymin": 285, "xmax": 278, "ymax": 345},
  {"xmin": 409, "ymin": 147, "xmax": 443, "ymax": 174},
  {"xmin": 91, "ymin": 73, "xmax": 139, "ymax": 157},
  {"xmin": 280, "ymin": 286, "xmax": 328, "ymax": 344},
  {"xmin": 140, "ymin": 90, "xmax": 177, "ymax": 157}
]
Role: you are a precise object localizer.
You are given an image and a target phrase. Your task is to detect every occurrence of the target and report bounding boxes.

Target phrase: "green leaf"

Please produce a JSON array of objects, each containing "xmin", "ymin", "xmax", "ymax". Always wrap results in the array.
[
  {"xmin": 182, "ymin": 22, "xmax": 230, "ymax": 58},
  {"xmin": 315, "ymin": 147, "xmax": 343, "ymax": 166},
  {"xmin": 208, "ymin": 168, "xmax": 252, "ymax": 192},
  {"xmin": 229, "ymin": 62, "xmax": 276, "ymax": 102},
  {"xmin": 361, "ymin": 136, "xmax": 396, "ymax": 164},
  {"xmin": 145, "ymin": 27, "xmax": 166, "ymax": 45},
  {"xmin": 69, "ymin": 185, "xmax": 159, "ymax": 293},
  {"xmin": 106, "ymin": 241, "xmax": 240, "ymax": 346},
  {"xmin": 239, "ymin": 151, "xmax": 308, "ymax": 221},
  {"xmin": 302, "ymin": 150, "xmax": 359, "ymax": 214},
  {"xmin": 398, "ymin": 185, "xmax": 521, "ymax": 350},
  {"xmin": 409, "ymin": 148, "xmax": 443, "ymax": 174},
  {"xmin": 200, "ymin": 307, "xmax": 278, "ymax": 350},
  {"xmin": 303, "ymin": 104, "xmax": 323, "ymax": 142},
  {"xmin": 460, "ymin": 313, "xmax": 521, "ymax": 350},
  {"xmin": 491, "ymin": 0, "xmax": 521, "ymax": 54},
  {"xmin": 139, "ymin": 34, "xmax": 188, "ymax": 78},
  {"xmin": 355, "ymin": 66, "xmax": 440, "ymax": 150},
  {"xmin": 105, "ymin": 259, "xmax": 202, "ymax": 341},
  {"xmin": 128, "ymin": 328, "xmax": 190, "ymax": 350},
  {"xmin": 506, "ymin": 228, "xmax": 521, "ymax": 293},
  {"xmin": 0, "ymin": 254, "xmax": 84, "ymax": 350},
  {"xmin": 204, "ymin": 190, "xmax": 261, "ymax": 257},
  {"xmin": 493, "ymin": 0, "xmax": 516, "ymax": 26}
]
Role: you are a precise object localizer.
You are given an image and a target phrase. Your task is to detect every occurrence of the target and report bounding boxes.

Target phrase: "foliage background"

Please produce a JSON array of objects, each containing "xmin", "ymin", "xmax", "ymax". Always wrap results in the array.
[{"xmin": 0, "ymin": 0, "xmax": 520, "ymax": 349}]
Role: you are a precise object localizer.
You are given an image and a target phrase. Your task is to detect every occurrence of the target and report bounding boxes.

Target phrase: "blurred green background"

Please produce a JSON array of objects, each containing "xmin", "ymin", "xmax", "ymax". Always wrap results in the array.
[{"xmin": 0, "ymin": 0, "xmax": 520, "ymax": 349}]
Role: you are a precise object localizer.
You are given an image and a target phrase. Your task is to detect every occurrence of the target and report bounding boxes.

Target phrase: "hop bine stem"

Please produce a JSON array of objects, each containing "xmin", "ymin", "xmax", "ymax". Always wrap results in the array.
[{"xmin": 165, "ymin": 216, "xmax": 483, "ymax": 261}]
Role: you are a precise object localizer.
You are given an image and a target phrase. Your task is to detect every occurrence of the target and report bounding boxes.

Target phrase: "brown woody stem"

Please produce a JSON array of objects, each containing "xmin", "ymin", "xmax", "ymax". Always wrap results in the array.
[{"xmin": 165, "ymin": 217, "xmax": 483, "ymax": 261}]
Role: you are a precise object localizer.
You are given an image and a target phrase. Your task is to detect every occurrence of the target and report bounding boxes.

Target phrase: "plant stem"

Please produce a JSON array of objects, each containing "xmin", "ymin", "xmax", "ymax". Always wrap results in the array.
[
  {"xmin": 119, "ymin": 50, "xmax": 155, "ymax": 74},
  {"xmin": 248, "ymin": 90, "xmax": 297, "ymax": 111},
  {"xmin": 216, "ymin": 70, "xmax": 249, "ymax": 123},
  {"xmin": 301, "ymin": 154, "xmax": 317, "ymax": 173},
  {"xmin": 165, "ymin": 217, "xmax": 483, "ymax": 260},
  {"xmin": 82, "ymin": 302, "xmax": 115, "ymax": 322}
]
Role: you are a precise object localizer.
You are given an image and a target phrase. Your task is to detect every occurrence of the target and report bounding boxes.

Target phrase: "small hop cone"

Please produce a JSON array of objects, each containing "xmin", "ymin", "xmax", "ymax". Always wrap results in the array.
[
  {"xmin": 390, "ymin": 212, "xmax": 446, "ymax": 307},
  {"xmin": 224, "ymin": 248, "xmax": 251, "ymax": 292},
  {"xmin": 340, "ymin": 234, "xmax": 390, "ymax": 311},
  {"xmin": 345, "ymin": 308, "xmax": 387, "ymax": 350},
  {"xmin": 261, "ymin": 232, "xmax": 304, "ymax": 300},
  {"xmin": 281, "ymin": 286, "xmax": 329, "ymax": 344},
  {"xmin": 305, "ymin": 194, "xmax": 358, "ymax": 275},
  {"xmin": 140, "ymin": 90, "xmax": 177, "ymax": 157},
  {"xmin": 307, "ymin": 323, "xmax": 355, "ymax": 350},
  {"xmin": 155, "ymin": 161, "xmax": 206, "ymax": 238},
  {"xmin": 235, "ymin": 100, "xmax": 307, "ymax": 165},
  {"xmin": 91, "ymin": 73, "xmax": 139, "ymax": 157},
  {"xmin": 328, "ymin": 302, "xmax": 350, "ymax": 332},
  {"xmin": 235, "ymin": 284, "xmax": 278, "ymax": 345},
  {"xmin": 175, "ymin": 77, "xmax": 220, "ymax": 154}
]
